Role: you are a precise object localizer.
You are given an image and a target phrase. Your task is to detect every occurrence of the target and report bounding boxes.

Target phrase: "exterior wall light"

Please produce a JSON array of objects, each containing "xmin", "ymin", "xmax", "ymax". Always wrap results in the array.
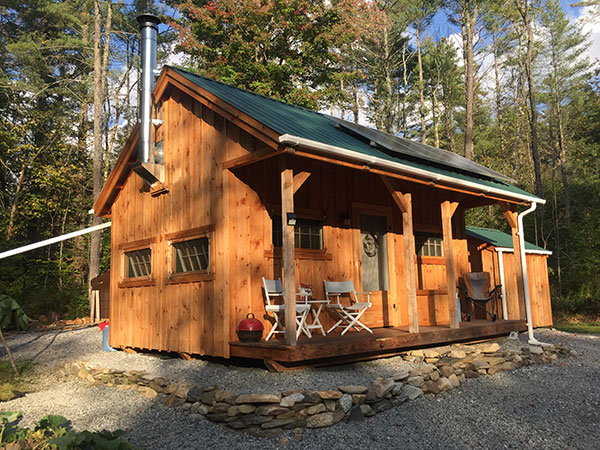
[{"xmin": 287, "ymin": 212, "xmax": 297, "ymax": 226}]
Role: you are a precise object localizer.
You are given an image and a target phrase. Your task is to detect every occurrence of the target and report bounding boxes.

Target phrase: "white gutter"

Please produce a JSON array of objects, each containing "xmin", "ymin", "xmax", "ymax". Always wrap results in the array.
[
  {"xmin": 495, "ymin": 247, "xmax": 552, "ymax": 256},
  {"xmin": 517, "ymin": 203, "xmax": 551, "ymax": 347},
  {"xmin": 279, "ymin": 134, "xmax": 547, "ymax": 206},
  {"xmin": 0, "ymin": 222, "xmax": 112, "ymax": 260}
]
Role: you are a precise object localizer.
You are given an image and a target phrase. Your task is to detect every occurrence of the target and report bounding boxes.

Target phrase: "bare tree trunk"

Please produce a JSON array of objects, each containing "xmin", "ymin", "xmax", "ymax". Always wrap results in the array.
[
  {"xmin": 0, "ymin": 328, "xmax": 19, "ymax": 375},
  {"xmin": 383, "ymin": 25, "xmax": 394, "ymax": 133},
  {"xmin": 444, "ymin": 102, "xmax": 454, "ymax": 152},
  {"xmin": 416, "ymin": 21, "xmax": 427, "ymax": 144},
  {"xmin": 549, "ymin": 40, "xmax": 571, "ymax": 225},
  {"xmin": 516, "ymin": 0, "xmax": 543, "ymax": 198},
  {"xmin": 7, "ymin": 145, "xmax": 45, "ymax": 238},
  {"xmin": 89, "ymin": 0, "xmax": 111, "ymax": 311},
  {"xmin": 432, "ymin": 87, "xmax": 440, "ymax": 148},
  {"xmin": 551, "ymin": 169, "xmax": 562, "ymax": 297},
  {"xmin": 7, "ymin": 164, "xmax": 27, "ymax": 239},
  {"xmin": 340, "ymin": 78, "xmax": 345, "ymax": 121},
  {"xmin": 401, "ymin": 43, "xmax": 410, "ymax": 137},
  {"xmin": 58, "ymin": 208, "xmax": 69, "ymax": 289},
  {"xmin": 352, "ymin": 83, "xmax": 359, "ymax": 124},
  {"xmin": 461, "ymin": 1, "xmax": 478, "ymax": 160},
  {"xmin": 492, "ymin": 30, "xmax": 505, "ymax": 155}
]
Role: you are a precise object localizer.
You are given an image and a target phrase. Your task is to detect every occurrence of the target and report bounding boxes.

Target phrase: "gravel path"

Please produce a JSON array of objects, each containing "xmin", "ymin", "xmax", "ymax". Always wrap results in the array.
[{"xmin": 1, "ymin": 326, "xmax": 598, "ymax": 449}]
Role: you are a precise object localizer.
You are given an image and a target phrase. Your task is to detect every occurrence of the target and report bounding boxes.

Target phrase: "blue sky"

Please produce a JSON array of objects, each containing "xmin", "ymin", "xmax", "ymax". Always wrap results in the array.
[{"xmin": 426, "ymin": 1, "xmax": 599, "ymax": 61}]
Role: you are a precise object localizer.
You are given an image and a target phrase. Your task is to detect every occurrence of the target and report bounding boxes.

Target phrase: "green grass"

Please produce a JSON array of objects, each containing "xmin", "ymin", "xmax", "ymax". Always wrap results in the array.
[
  {"xmin": 554, "ymin": 321, "xmax": 600, "ymax": 334},
  {"xmin": 553, "ymin": 313, "xmax": 600, "ymax": 334},
  {"xmin": 0, "ymin": 360, "xmax": 34, "ymax": 401}
]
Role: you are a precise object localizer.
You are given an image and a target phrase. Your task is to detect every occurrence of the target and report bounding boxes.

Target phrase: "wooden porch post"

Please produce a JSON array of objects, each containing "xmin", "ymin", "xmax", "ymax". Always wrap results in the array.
[
  {"xmin": 281, "ymin": 161, "xmax": 296, "ymax": 345},
  {"xmin": 500, "ymin": 202, "xmax": 527, "ymax": 320},
  {"xmin": 381, "ymin": 176, "xmax": 418, "ymax": 333},
  {"xmin": 441, "ymin": 200, "xmax": 460, "ymax": 329}
]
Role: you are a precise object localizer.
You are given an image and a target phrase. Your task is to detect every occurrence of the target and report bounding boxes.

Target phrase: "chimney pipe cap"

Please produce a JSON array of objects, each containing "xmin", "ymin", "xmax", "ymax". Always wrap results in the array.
[{"xmin": 137, "ymin": 14, "xmax": 160, "ymax": 30}]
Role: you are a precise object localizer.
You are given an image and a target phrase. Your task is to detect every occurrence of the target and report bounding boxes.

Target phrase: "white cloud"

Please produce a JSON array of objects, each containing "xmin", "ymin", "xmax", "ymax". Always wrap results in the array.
[{"xmin": 576, "ymin": 6, "xmax": 600, "ymax": 62}]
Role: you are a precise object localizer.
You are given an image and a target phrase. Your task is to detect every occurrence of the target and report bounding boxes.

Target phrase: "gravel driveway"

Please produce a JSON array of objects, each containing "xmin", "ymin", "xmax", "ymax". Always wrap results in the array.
[{"xmin": 0, "ymin": 326, "xmax": 598, "ymax": 449}]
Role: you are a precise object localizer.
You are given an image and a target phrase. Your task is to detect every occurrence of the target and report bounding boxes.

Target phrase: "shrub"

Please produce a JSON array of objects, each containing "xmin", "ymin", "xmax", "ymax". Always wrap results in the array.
[{"xmin": 0, "ymin": 412, "xmax": 138, "ymax": 449}]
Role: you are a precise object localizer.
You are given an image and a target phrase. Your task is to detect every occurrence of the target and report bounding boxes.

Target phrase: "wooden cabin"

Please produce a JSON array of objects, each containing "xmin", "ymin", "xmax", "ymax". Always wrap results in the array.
[{"xmin": 94, "ymin": 66, "xmax": 553, "ymax": 365}]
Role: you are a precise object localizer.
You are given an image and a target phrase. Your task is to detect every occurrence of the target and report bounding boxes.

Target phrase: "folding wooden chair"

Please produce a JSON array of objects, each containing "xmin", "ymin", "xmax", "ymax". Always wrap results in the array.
[
  {"xmin": 262, "ymin": 277, "xmax": 311, "ymax": 341},
  {"xmin": 324, "ymin": 280, "xmax": 373, "ymax": 335},
  {"xmin": 461, "ymin": 272, "xmax": 501, "ymax": 321}
]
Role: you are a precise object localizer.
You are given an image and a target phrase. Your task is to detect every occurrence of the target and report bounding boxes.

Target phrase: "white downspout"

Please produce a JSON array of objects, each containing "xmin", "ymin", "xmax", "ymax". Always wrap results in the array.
[
  {"xmin": 497, "ymin": 249, "xmax": 508, "ymax": 320},
  {"xmin": 518, "ymin": 202, "xmax": 550, "ymax": 346}
]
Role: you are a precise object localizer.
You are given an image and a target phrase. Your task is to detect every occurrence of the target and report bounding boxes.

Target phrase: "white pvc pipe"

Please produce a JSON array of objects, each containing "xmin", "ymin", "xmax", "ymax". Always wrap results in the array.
[
  {"xmin": 0, "ymin": 222, "xmax": 112, "ymax": 260},
  {"xmin": 279, "ymin": 134, "xmax": 547, "ymax": 206},
  {"xmin": 517, "ymin": 203, "xmax": 551, "ymax": 346},
  {"xmin": 497, "ymin": 249, "xmax": 508, "ymax": 320}
]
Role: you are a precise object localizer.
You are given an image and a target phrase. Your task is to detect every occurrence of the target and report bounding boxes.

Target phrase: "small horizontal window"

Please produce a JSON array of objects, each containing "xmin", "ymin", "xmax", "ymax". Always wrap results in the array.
[
  {"xmin": 416, "ymin": 233, "xmax": 443, "ymax": 257},
  {"xmin": 125, "ymin": 248, "xmax": 152, "ymax": 278},
  {"xmin": 272, "ymin": 217, "xmax": 323, "ymax": 250},
  {"xmin": 173, "ymin": 236, "xmax": 210, "ymax": 274}
]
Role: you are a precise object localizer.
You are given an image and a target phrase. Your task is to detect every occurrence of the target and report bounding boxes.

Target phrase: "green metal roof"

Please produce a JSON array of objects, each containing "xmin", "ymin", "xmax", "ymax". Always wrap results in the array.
[
  {"xmin": 171, "ymin": 66, "xmax": 541, "ymax": 203},
  {"xmin": 466, "ymin": 226, "xmax": 548, "ymax": 252}
]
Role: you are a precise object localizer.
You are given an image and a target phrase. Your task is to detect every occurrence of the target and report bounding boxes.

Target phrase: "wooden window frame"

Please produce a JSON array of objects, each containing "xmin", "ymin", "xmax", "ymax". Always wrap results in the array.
[
  {"xmin": 415, "ymin": 232, "xmax": 444, "ymax": 258},
  {"xmin": 118, "ymin": 237, "xmax": 157, "ymax": 288},
  {"xmin": 271, "ymin": 214, "xmax": 325, "ymax": 251},
  {"xmin": 166, "ymin": 225, "xmax": 215, "ymax": 284}
]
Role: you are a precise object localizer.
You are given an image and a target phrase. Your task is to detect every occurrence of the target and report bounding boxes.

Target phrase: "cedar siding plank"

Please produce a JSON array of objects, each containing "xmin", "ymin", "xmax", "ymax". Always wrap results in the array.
[{"xmin": 106, "ymin": 79, "xmax": 549, "ymax": 360}]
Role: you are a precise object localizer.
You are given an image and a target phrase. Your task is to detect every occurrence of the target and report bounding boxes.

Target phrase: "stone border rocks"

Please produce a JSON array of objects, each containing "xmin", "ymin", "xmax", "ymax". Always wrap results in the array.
[{"xmin": 70, "ymin": 339, "xmax": 575, "ymax": 438}]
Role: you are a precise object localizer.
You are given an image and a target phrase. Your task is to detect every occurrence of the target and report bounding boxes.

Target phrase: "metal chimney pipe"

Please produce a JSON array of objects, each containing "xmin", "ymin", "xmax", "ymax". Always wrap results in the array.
[{"xmin": 137, "ymin": 14, "xmax": 160, "ymax": 165}]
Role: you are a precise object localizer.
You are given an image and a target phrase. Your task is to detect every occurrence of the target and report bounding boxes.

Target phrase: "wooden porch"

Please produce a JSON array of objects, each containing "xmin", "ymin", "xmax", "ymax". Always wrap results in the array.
[{"xmin": 230, "ymin": 319, "xmax": 526, "ymax": 365}]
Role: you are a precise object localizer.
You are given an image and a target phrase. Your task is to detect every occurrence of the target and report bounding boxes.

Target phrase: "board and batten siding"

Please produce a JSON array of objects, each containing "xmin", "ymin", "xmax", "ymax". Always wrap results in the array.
[
  {"xmin": 469, "ymin": 241, "xmax": 552, "ymax": 327},
  {"xmin": 110, "ymin": 90, "xmax": 269, "ymax": 358},
  {"xmin": 110, "ymin": 88, "xmax": 481, "ymax": 358}
]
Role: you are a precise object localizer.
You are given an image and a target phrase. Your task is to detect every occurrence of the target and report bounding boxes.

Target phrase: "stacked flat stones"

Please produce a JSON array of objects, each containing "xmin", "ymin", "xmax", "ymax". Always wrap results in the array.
[{"xmin": 70, "ymin": 340, "xmax": 574, "ymax": 438}]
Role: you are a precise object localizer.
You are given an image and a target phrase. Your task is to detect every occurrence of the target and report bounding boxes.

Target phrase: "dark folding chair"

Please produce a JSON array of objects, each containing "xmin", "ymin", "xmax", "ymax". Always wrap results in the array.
[{"xmin": 461, "ymin": 272, "xmax": 501, "ymax": 321}]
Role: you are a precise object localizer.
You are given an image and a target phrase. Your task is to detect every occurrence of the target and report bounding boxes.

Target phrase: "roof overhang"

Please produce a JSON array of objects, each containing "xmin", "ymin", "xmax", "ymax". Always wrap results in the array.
[
  {"xmin": 94, "ymin": 125, "xmax": 139, "ymax": 217},
  {"xmin": 279, "ymin": 134, "xmax": 546, "ymax": 206}
]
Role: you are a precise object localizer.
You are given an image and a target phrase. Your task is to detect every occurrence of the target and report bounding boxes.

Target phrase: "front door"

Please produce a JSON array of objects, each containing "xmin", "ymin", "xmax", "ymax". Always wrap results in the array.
[{"xmin": 360, "ymin": 214, "xmax": 389, "ymax": 292}]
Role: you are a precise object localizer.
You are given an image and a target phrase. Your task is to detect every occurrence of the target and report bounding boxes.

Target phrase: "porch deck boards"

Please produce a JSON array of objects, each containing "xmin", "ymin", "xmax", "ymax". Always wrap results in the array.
[{"xmin": 229, "ymin": 320, "xmax": 527, "ymax": 363}]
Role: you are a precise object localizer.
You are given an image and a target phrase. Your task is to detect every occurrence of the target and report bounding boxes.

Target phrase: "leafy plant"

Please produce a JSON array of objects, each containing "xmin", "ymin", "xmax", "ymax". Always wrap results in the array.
[
  {"xmin": 0, "ymin": 294, "xmax": 29, "ymax": 331},
  {"xmin": 0, "ymin": 411, "xmax": 138, "ymax": 449}
]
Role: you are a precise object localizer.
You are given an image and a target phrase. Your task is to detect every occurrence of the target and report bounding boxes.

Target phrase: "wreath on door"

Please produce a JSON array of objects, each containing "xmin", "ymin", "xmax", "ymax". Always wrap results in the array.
[{"xmin": 362, "ymin": 233, "xmax": 379, "ymax": 257}]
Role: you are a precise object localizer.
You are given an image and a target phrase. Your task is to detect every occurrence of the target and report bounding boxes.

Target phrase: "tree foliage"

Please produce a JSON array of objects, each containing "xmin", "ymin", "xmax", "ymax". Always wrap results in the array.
[
  {"xmin": 0, "ymin": 0, "xmax": 598, "ymax": 320},
  {"xmin": 167, "ymin": 0, "xmax": 358, "ymax": 108}
]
